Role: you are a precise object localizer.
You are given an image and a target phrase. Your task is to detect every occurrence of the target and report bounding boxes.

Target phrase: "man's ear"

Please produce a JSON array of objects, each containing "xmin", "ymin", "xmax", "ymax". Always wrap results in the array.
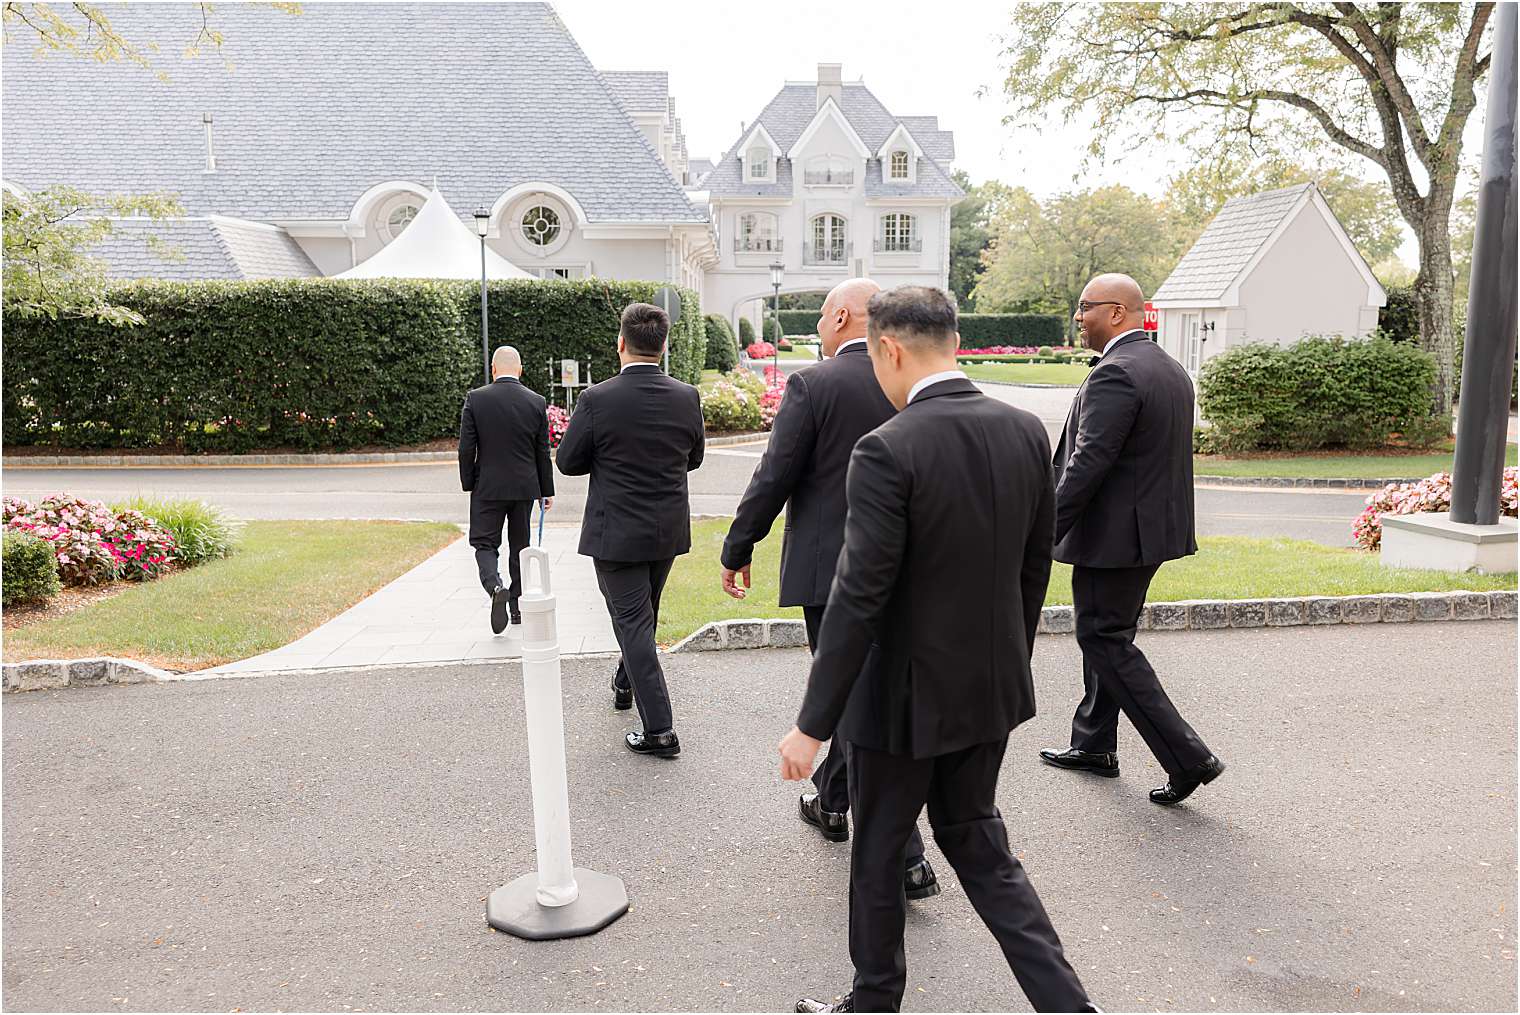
[{"xmin": 617, "ymin": 333, "xmax": 625, "ymax": 355}]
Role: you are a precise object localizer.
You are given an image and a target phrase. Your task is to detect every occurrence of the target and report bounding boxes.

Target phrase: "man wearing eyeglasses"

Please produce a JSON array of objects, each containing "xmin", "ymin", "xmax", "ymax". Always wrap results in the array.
[{"xmin": 1039, "ymin": 273, "xmax": 1227, "ymax": 807}]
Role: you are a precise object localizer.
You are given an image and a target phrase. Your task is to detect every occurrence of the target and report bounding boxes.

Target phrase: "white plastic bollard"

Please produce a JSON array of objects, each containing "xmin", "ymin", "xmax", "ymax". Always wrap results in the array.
[{"xmin": 485, "ymin": 547, "xmax": 629, "ymax": 941}]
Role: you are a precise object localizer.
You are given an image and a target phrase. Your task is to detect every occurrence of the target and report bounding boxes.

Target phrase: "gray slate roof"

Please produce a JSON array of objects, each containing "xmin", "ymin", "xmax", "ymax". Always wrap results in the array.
[
  {"xmin": 2, "ymin": 2, "xmax": 705, "ymax": 224},
  {"xmin": 705, "ymin": 83, "xmax": 962, "ymax": 200},
  {"xmin": 1153, "ymin": 184, "xmax": 1314, "ymax": 302},
  {"xmin": 897, "ymin": 116, "xmax": 955, "ymax": 161},
  {"xmin": 602, "ymin": 71, "xmax": 669, "ymax": 112},
  {"xmin": 92, "ymin": 218, "xmax": 320, "ymax": 280}
]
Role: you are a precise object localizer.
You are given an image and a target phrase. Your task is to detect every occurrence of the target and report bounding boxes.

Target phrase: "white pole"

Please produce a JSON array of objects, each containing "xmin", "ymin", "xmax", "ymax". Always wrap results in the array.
[{"xmin": 515, "ymin": 547, "xmax": 579, "ymax": 907}]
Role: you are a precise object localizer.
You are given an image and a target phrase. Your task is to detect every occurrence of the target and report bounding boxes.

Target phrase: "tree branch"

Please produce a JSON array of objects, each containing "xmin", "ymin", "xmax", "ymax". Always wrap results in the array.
[
  {"xmin": 1134, "ymin": 86, "xmax": 1386, "ymax": 166},
  {"xmin": 1329, "ymin": 1, "xmax": 1433, "ymax": 156}
]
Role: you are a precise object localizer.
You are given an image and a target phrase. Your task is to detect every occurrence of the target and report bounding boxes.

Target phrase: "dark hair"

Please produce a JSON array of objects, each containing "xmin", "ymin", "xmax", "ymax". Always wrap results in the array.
[
  {"xmin": 620, "ymin": 303, "xmax": 669, "ymax": 356},
  {"xmin": 865, "ymin": 285, "xmax": 958, "ymax": 349}
]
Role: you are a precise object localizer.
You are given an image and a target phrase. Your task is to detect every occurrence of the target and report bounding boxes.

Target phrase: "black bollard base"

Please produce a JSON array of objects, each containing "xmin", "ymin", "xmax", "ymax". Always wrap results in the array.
[{"xmin": 486, "ymin": 867, "xmax": 629, "ymax": 940}]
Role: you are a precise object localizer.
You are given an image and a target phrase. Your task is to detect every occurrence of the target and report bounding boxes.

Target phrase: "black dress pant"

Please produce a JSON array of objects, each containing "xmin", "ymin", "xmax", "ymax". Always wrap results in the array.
[
  {"xmin": 803, "ymin": 606, "xmax": 925, "ymax": 867},
  {"xmin": 847, "ymin": 737, "xmax": 1089, "ymax": 1013},
  {"xmin": 1069, "ymin": 563, "xmax": 1212, "ymax": 776},
  {"xmin": 595, "ymin": 557, "xmax": 676, "ymax": 734},
  {"xmin": 469, "ymin": 498, "xmax": 533, "ymax": 599}
]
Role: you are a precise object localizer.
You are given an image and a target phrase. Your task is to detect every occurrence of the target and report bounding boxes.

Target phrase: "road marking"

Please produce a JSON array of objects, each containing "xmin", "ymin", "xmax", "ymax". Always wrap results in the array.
[{"xmin": 707, "ymin": 449, "xmax": 765, "ymax": 459}]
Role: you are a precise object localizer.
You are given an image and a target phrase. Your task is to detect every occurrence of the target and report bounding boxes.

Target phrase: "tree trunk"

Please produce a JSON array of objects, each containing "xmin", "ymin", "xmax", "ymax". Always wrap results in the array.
[{"xmin": 1413, "ymin": 220, "xmax": 1457, "ymax": 419}]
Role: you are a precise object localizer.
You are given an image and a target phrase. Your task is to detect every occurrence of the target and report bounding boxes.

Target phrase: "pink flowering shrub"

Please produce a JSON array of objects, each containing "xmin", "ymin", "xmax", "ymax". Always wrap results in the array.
[
  {"xmin": 2, "ymin": 494, "xmax": 176, "ymax": 584},
  {"xmin": 546, "ymin": 405, "xmax": 570, "ymax": 449},
  {"xmin": 745, "ymin": 341, "xmax": 777, "ymax": 360},
  {"xmin": 1352, "ymin": 467, "xmax": 1519, "ymax": 551},
  {"xmin": 760, "ymin": 369, "xmax": 788, "ymax": 430},
  {"xmin": 701, "ymin": 371, "xmax": 765, "ymax": 431}
]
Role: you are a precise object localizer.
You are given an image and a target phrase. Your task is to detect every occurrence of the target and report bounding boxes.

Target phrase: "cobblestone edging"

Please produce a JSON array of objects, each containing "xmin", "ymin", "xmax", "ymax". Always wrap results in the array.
[
  {"xmin": 2, "ymin": 656, "xmax": 172, "ymax": 693},
  {"xmin": 670, "ymin": 589, "xmax": 1517, "ymax": 652},
  {"xmin": 1, "ymin": 432, "xmax": 769, "ymax": 469},
  {"xmin": 1195, "ymin": 475, "xmax": 1419, "ymax": 489}
]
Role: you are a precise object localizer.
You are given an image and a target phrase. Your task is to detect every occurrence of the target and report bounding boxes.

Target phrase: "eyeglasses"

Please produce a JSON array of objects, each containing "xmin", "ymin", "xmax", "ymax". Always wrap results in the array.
[{"xmin": 1076, "ymin": 300, "xmax": 1123, "ymax": 314}]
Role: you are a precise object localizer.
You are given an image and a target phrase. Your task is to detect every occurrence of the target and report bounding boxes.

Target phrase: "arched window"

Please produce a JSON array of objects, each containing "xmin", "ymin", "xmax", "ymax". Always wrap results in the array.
[
  {"xmin": 879, "ymin": 213, "xmax": 918, "ymax": 252},
  {"xmin": 889, "ymin": 150, "xmax": 910, "ymax": 180},
  {"xmin": 380, "ymin": 198, "xmax": 421, "ymax": 242},
  {"xmin": 521, "ymin": 205, "xmax": 561, "ymax": 246},
  {"xmin": 805, "ymin": 155, "xmax": 853, "ymax": 186},
  {"xmin": 737, "ymin": 212, "xmax": 779, "ymax": 252},
  {"xmin": 808, "ymin": 214, "xmax": 847, "ymax": 264},
  {"xmin": 746, "ymin": 147, "xmax": 772, "ymax": 181}
]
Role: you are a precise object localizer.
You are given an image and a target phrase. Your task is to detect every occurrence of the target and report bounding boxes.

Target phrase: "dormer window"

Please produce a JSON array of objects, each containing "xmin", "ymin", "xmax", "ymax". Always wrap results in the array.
[
  {"xmin": 747, "ymin": 146, "xmax": 771, "ymax": 181},
  {"xmin": 889, "ymin": 150, "xmax": 910, "ymax": 180}
]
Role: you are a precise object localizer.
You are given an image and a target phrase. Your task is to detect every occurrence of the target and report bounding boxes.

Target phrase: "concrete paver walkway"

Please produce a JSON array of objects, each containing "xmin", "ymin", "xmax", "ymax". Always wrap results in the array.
[{"xmin": 206, "ymin": 525, "xmax": 617, "ymax": 674}]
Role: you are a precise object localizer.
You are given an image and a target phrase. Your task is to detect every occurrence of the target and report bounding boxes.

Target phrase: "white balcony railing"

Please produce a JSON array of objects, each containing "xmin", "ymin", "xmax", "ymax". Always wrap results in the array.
[
  {"xmin": 734, "ymin": 236, "xmax": 783, "ymax": 253},
  {"xmin": 874, "ymin": 237, "xmax": 922, "ymax": 253},
  {"xmin": 803, "ymin": 169, "xmax": 854, "ymax": 186},
  {"xmin": 802, "ymin": 241, "xmax": 852, "ymax": 265}
]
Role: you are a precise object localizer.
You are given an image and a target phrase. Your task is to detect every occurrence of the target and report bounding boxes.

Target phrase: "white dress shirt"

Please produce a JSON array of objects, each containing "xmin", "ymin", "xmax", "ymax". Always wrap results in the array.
[
  {"xmin": 620, "ymin": 361, "xmax": 662, "ymax": 372},
  {"xmin": 907, "ymin": 368, "xmax": 968, "ymax": 404},
  {"xmin": 1101, "ymin": 328, "xmax": 1146, "ymax": 357},
  {"xmin": 834, "ymin": 337, "xmax": 868, "ymax": 356}
]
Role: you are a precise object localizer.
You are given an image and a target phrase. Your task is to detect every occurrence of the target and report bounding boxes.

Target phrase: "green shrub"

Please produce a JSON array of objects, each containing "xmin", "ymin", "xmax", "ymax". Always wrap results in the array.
[
  {"xmin": 2, "ymin": 278, "xmax": 704, "ymax": 451},
  {"xmin": 700, "ymin": 371, "xmax": 764, "ymax": 431},
  {"xmin": 777, "ymin": 310, "xmax": 1064, "ymax": 345},
  {"xmin": 1037, "ymin": 345, "xmax": 1054, "ymax": 357},
  {"xmin": 113, "ymin": 496, "xmax": 241, "ymax": 566},
  {"xmin": 2, "ymin": 529, "xmax": 61, "ymax": 607},
  {"xmin": 738, "ymin": 317, "xmax": 757, "ymax": 347},
  {"xmin": 1197, "ymin": 336, "xmax": 1446, "ymax": 452},
  {"xmin": 704, "ymin": 314, "xmax": 739, "ymax": 372},
  {"xmin": 1376, "ymin": 285, "xmax": 1420, "ymax": 344},
  {"xmin": 764, "ymin": 317, "xmax": 783, "ymax": 343}
]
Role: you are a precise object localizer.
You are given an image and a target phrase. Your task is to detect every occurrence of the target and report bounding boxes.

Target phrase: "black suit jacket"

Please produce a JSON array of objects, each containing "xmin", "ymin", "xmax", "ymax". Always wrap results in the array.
[
  {"xmin": 555, "ymin": 365, "xmax": 705, "ymax": 562},
  {"xmin": 796, "ymin": 378, "xmax": 1055, "ymax": 759},
  {"xmin": 458, "ymin": 377, "xmax": 555, "ymax": 501},
  {"xmin": 1052, "ymin": 331, "xmax": 1197, "ymax": 567},
  {"xmin": 720, "ymin": 343, "xmax": 895, "ymax": 607}
]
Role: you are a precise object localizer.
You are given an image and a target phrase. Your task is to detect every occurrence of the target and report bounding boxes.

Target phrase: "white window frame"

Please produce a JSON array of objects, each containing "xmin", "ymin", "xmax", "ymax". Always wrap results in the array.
[
  {"xmin": 1183, "ymin": 312, "xmax": 1202, "ymax": 375},
  {"xmin": 889, "ymin": 150, "xmax": 910, "ymax": 180},
  {"xmin": 810, "ymin": 213, "xmax": 847, "ymax": 262},
  {"xmin": 737, "ymin": 211, "xmax": 779, "ymax": 252},
  {"xmin": 746, "ymin": 147, "xmax": 772, "ymax": 181},
  {"xmin": 879, "ymin": 212, "xmax": 917, "ymax": 252},
  {"xmin": 377, "ymin": 193, "xmax": 424, "ymax": 243}
]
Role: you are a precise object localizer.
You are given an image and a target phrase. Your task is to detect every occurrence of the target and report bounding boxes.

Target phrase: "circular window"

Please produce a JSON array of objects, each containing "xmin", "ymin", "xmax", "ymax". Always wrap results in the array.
[
  {"xmin": 521, "ymin": 205, "xmax": 561, "ymax": 246},
  {"xmin": 383, "ymin": 203, "xmax": 419, "ymax": 241}
]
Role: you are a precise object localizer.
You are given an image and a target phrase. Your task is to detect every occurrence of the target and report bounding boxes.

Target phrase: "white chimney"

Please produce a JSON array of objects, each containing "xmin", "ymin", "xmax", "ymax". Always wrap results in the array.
[{"xmin": 816, "ymin": 63, "xmax": 842, "ymax": 110}]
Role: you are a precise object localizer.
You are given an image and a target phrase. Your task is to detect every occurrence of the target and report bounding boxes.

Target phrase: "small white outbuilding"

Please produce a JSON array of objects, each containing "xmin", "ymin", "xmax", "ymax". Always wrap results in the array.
[{"xmin": 1151, "ymin": 182, "xmax": 1387, "ymax": 378}]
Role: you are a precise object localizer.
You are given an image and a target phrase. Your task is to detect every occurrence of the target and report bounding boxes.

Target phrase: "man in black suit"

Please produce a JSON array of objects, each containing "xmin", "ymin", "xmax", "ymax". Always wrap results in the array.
[
  {"xmin": 1038, "ymin": 273, "xmax": 1226, "ymax": 806},
  {"xmin": 459, "ymin": 345, "xmax": 555, "ymax": 634},
  {"xmin": 780, "ymin": 286, "xmax": 1092, "ymax": 1014},
  {"xmin": 720, "ymin": 277, "xmax": 938, "ymax": 902},
  {"xmin": 557, "ymin": 303, "xmax": 705, "ymax": 757}
]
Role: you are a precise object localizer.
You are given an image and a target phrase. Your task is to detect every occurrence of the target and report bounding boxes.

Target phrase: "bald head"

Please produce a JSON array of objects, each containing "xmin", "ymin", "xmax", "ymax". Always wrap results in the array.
[
  {"xmin": 818, "ymin": 277, "xmax": 882, "ymax": 357},
  {"xmin": 1075, "ymin": 273, "xmax": 1146, "ymax": 351},
  {"xmin": 491, "ymin": 345, "xmax": 522, "ymax": 380}
]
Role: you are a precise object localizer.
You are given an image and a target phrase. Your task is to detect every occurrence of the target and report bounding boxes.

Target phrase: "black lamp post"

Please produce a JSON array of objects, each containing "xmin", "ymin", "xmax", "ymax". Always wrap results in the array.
[
  {"xmin": 474, "ymin": 207, "xmax": 491, "ymax": 385},
  {"xmin": 769, "ymin": 261, "xmax": 784, "ymax": 381}
]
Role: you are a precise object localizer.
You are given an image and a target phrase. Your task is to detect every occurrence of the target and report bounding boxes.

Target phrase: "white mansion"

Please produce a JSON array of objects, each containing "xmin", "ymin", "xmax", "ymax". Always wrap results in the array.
[{"xmin": 0, "ymin": 3, "xmax": 960, "ymax": 329}]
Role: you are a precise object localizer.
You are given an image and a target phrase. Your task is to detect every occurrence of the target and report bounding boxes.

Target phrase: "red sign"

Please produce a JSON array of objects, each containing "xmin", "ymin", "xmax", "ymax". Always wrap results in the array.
[{"xmin": 1142, "ymin": 301, "xmax": 1159, "ymax": 332}]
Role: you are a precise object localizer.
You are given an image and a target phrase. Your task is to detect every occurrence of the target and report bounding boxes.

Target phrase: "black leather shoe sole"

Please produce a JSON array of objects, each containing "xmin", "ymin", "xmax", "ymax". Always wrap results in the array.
[
  {"xmin": 625, "ymin": 734, "xmax": 680, "ymax": 758},
  {"xmin": 611, "ymin": 676, "xmax": 633, "ymax": 711},
  {"xmin": 489, "ymin": 587, "xmax": 509, "ymax": 634},
  {"xmin": 1150, "ymin": 757, "xmax": 1226, "ymax": 806},
  {"xmin": 799, "ymin": 796, "xmax": 849, "ymax": 842},
  {"xmin": 1038, "ymin": 751, "xmax": 1120, "ymax": 778}
]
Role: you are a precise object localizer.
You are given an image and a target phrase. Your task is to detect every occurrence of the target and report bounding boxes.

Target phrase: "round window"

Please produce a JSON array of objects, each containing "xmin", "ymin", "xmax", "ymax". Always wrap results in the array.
[
  {"xmin": 385, "ymin": 203, "xmax": 419, "ymax": 240},
  {"xmin": 521, "ymin": 205, "xmax": 561, "ymax": 246}
]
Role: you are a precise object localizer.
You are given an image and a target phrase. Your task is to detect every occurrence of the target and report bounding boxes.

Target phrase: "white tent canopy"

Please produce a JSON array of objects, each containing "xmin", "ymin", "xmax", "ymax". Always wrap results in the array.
[{"xmin": 337, "ymin": 187, "xmax": 533, "ymax": 280}]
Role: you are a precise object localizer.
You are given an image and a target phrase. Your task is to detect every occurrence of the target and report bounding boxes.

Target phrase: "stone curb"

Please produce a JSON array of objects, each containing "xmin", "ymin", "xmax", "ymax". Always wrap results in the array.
[
  {"xmin": 669, "ymin": 589, "xmax": 1517, "ymax": 652},
  {"xmin": 2, "ymin": 432, "xmax": 769, "ymax": 469},
  {"xmin": 2, "ymin": 656, "xmax": 173, "ymax": 693},
  {"xmin": 1195, "ymin": 475, "xmax": 1422, "ymax": 489}
]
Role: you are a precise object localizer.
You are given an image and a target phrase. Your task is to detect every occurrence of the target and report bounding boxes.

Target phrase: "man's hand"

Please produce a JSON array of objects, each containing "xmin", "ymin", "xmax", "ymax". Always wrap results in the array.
[
  {"xmin": 542, "ymin": 497, "xmax": 554, "ymax": 510},
  {"xmin": 779, "ymin": 725, "xmax": 823, "ymax": 781},
  {"xmin": 721, "ymin": 564, "xmax": 751, "ymax": 600}
]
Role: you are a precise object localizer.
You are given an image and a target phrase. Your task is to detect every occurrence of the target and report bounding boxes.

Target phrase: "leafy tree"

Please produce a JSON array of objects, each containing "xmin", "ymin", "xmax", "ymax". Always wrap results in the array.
[
  {"xmin": 948, "ymin": 170, "xmax": 1014, "ymax": 310},
  {"xmin": 999, "ymin": 2, "xmax": 1496, "ymax": 413},
  {"xmin": 973, "ymin": 185, "xmax": 1173, "ymax": 334}
]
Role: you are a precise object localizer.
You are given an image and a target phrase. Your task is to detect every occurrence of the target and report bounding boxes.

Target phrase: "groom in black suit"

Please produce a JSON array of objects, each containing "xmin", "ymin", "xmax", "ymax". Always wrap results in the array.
[
  {"xmin": 459, "ymin": 345, "xmax": 554, "ymax": 634},
  {"xmin": 1039, "ymin": 273, "xmax": 1225, "ymax": 806},
  {"xmin": 721, "ymin": 277, "xmax": 938, "ymax": 901},
  {"xmin": 557, "ymin": 303, "xmax": 705, "ymax": 757},
  {"xmin": 780, "ymin": 286, "xmax": 1092, "ymax": 1014}
]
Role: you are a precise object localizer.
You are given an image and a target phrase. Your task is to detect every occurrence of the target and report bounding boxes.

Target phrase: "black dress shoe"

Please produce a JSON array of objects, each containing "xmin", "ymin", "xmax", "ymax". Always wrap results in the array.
[
  {"xmin": 625, "ymin": 729, "xmax": 680, "ymax": 757},
  {"xmin": 489, "ymin": 584, "xmax": 509, "ymax": 635},
  {"xmin": 611, "ymin": 674, "xmax": 633, "ymax": 711},
  {"xmin": 904, "ymin": 856, "xmax": 940, "ymax": 900},
  {"xmin": 799, "ymin": 792, "xmax": 848, "ymax": 842},
  {"xmin": 796, "ymin": 992, "xmax": 853, "ymax": 1013},
  {"xmin": 1149, "ymin": 754, "xmax": 1226, "ymax": 806},
  {"xmin": 1039, "ymin": 747, "xmax": 1120, "ymax": 777},
  {"xmin": 509, "ymin": 597, "xmax": 522, "ymax": 626}
]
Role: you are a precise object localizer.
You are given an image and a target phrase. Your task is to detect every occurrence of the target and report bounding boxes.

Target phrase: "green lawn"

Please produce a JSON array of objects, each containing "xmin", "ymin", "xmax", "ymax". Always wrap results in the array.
[
  {"xmin": 657, "ymin": 519, "xmax": 1516, "ymax": 644},
  {"xmin": 960, "ymin": 362, "xmax": 1090, "ymax": 386},
  {"xmin": 4, "ymin": 520, "xmax": 460, "ymax": 671},
  {"xmin": 1196, "ymin": 443, "xmax": 1518, "ymax": 479},
  {"xmin": 778, "ymin": 346, "xmax": 818, "ymax": 360}
]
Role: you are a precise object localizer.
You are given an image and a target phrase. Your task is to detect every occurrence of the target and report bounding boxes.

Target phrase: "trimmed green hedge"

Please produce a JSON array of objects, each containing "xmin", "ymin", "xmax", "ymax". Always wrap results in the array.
[
  {"xmin": 738, "ymin": 317, "xmax": 756, "ymax": 345},
  {"xmin": 2, "ymin": 529, "xmax": 61, "ymax": 607},
  {"xmin": 776, "ymin": 309, "xmax": 1064, "ymax": 345},
  {"xmin": 2, "ymin": 278, "xmax": 703, "ymax": 451},
  {"xmin": 1197, "ymin": 337, "xmax": 1447, "ymax": 452},
  {"xmin": 704, "ymin": 314, "xmax": 739, "ymax": 372},
  {"xmin": 1377, "ymin": 285, "xmax": 1420, "ymax": 345}
]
